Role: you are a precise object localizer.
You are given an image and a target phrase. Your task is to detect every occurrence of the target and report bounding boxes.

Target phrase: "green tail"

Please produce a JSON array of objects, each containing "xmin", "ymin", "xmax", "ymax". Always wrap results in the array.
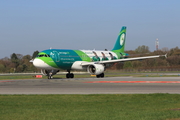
[{"xmin": 112, "ymin": 26, "xmax": 126, "ymax": 53}]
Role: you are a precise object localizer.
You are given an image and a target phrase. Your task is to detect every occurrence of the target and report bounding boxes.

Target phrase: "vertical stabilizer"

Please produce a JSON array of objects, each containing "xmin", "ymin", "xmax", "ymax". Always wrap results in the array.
[{"xmin": 112, "ymin": 26, "xmax": 126, "ymax": 53}]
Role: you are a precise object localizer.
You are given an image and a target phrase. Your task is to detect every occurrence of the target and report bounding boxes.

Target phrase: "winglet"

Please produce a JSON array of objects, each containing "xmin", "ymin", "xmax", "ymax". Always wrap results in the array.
[{"xmin": 160, "ymin": 54, "xmax": 167, "ymax": 58}]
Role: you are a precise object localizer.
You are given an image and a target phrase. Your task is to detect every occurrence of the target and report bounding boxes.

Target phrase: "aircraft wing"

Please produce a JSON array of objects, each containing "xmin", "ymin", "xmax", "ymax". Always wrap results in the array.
[{"xmin": 81, "ymin": 54, "xmax": 167, "ymax": 66}]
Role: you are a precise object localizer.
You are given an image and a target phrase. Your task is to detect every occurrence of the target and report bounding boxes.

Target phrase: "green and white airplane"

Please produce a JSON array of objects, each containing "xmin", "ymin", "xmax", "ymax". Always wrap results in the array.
[{"xmin": 32, "ymin": 26, "xmax": 165, "ymax": 79}]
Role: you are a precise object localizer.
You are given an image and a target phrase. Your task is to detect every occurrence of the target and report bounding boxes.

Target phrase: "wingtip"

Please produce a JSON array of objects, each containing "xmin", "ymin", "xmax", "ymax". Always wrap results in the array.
[
  {"xmin": 161, "ymin": 54, "xmax": 167, "ymax": 58},
  {"xmin": 165, "ymin": 53, "xmax": 167, "ymax": 58}
]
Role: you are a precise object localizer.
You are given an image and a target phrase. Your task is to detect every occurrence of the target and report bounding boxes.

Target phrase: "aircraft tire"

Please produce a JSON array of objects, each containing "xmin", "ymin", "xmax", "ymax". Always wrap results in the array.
[
  {"xmin": 96, "ymin": 74, "xmax": 100, "ymax": 78},
  {"xmin": 70, "ymin": 73, "xmax": 74, "ymax": 78},
  {"xmin": 66, "ymin": 73, "xmax": 74, "ymax": 78},
  {"xmin": 48, "ymin": 76, "xmax": 53, "ymax": 79},
  {"xmin": 96, "ymin": 73, "xmax": 104, "ymax": 78},
  {"xmin": 66, "ymin": 74, "xmax": 70, "ymax": 78},
  {"xmin": 100, "ymin": 73, "xmax": 104, "ymax": 78}
]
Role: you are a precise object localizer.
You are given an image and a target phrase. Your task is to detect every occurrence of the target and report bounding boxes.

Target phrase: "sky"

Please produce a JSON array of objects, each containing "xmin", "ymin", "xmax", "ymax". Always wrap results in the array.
[{"xmin": 0, "ymin": 0, "xmax": 180, "ymax": 58}]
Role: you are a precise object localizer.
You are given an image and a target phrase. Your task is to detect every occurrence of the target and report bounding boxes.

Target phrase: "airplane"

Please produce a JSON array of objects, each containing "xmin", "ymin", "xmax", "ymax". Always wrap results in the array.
[{"xmin": 32, "ymin": 26, "xmax": 166, "ymax": 79}]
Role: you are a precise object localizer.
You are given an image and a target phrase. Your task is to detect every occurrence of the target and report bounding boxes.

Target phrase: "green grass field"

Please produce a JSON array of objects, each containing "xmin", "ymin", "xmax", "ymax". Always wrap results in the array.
[{"xmin": 1, "ymin": 94, "xmax": 180, "ymax": 120}]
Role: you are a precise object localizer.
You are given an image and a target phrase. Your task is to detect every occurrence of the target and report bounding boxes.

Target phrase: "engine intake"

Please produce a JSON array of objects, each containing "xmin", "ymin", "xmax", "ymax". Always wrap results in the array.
[{"xmin": 87, "ymin": 64, "xmax": 105, "ymax": 75}]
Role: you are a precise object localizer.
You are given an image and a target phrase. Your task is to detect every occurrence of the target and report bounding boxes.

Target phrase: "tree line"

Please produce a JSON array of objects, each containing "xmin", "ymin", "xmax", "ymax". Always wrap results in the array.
[
  {"xmin": 0, "ymin": 51, "xmax": 39, "ymax": 73},
  {"xmin": 0, "ymin": 46, "xmax": 180, "ymax": 73},
  {"xmin": 112, "ymin": 46, "xmax": 180, "ymax": 71}
]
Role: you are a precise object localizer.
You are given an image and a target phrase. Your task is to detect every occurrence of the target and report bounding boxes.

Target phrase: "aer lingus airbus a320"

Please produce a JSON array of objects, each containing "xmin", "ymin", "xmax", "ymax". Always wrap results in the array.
[{"xmin": 32, "ymin": 26, "xmax": 165, "ymax": 79}]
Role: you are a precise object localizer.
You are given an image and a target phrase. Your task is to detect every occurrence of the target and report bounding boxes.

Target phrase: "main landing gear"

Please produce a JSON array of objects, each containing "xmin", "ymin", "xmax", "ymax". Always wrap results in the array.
[
  {"xmin": 66, "ymin": 70, "xmax": 74, "ymax": 78},
  {"xmin": 96, "ymin": 73, "xmax": 104, "ymax": 78}
]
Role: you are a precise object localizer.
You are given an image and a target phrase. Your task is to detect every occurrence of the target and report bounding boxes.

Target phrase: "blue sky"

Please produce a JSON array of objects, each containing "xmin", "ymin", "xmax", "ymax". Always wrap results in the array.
[{"xmin": 0, "ymin": 0, "xmax": 180, "ymax": 58}]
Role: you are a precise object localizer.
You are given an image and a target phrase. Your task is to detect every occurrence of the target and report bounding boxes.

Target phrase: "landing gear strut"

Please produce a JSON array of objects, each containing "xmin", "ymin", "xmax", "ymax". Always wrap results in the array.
[
  {"xmin": 66, "ymin": 70, "xmax": 74, "ymax": 78},
  {"xmin": 96, "ymin": 73, "xmax": 104, "ymax": 78}
]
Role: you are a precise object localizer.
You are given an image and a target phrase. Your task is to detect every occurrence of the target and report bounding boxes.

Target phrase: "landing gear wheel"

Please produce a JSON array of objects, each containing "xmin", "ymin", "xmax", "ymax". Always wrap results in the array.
[
  {"xmin": 70, "ymin": 73, "xmax": 74, "ymax": 78},
  {"xmin": 48, "ymin": 76, "xmax": 53, "ymax": 79},
  {"xmin": 66, "ymin": 74, "xmax": 69, "ymax": 78},
  {"xmin": 66, "ymin": 73, "xmax": 74, "ymax": 78},
  {"xmin": 96, "ymin": 73, "xmax": 104, "ymax": 78},
  {"xmin": 96, "ymin": 74, "xmax": 100, "ymax": 78},
  {"xmin": 100, "ymin": 73, "xmax": 104, "ymax": 78}
]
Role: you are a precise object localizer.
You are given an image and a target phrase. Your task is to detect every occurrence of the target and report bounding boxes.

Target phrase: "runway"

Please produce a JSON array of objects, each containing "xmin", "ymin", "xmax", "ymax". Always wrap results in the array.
[{"xmin": 0, "ymin": 77, "xmax": 180, "ymax": 94}]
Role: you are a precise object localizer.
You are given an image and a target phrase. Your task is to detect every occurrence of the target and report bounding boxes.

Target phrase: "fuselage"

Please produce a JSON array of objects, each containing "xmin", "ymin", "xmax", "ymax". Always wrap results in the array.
[{"xmin": 33, "ymin": 49, "xmax": 127, "ymax": 70}]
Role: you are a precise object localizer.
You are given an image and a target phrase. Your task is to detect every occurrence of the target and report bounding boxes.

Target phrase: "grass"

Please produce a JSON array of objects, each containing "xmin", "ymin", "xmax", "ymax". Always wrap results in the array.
[{"xmin": 1, "ymin": 94, "xmax": 180, "ymax": 120}]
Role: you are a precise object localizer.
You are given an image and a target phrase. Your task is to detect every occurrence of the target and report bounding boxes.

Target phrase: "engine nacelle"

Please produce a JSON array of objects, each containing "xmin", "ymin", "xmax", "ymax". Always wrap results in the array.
[
  {"xmin": 87, "ymin": 64, "xmax": 105, "ymax": 75},
  {"xmin": 41, "ymin": 69, "xmax": 59, "ymax": 76}
]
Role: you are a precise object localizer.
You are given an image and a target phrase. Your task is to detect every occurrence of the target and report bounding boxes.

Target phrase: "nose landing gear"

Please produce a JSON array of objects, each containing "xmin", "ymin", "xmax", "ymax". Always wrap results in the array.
[
  {"xmin": 47, "ymin": 72, "xmax": 53, "ymax": 79},
  {"xmin": 48, "ymin": 75, "xmax": 53, "ymax": 79}
]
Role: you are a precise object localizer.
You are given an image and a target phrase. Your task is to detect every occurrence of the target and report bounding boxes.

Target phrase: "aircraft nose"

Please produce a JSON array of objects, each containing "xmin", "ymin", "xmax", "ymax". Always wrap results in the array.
[
  {"xmin": 33, "ymin": 58, "xmax": 55, "ymax": 69},
  {"xmin": 33, "ymin": 58, "xmax": 45, "ymax": 69}
]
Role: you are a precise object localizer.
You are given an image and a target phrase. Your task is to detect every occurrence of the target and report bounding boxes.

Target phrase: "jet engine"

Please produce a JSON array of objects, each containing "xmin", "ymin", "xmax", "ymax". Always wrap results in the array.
[
  {"xmin": 41, "ymin": 69, "xmax": 59, "ymax": 79},
  {"xmin": 87, "ymin": 64, "xmax": 105, "ymax": 75}
]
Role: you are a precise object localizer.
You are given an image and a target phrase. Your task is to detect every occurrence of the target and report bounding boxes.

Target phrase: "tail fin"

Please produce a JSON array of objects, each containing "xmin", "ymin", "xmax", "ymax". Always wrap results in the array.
[{"xmin": 112, "ymin": 26, "xmax": 126, "ymax": 52}]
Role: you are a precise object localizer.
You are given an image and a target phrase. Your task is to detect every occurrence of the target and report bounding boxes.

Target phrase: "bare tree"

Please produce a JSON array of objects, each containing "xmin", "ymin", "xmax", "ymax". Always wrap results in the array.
[
  {"xmin": 135, "ymin": 45, "xmax": 150, "ymax": 54},
  {"xmin": 161, "ymin": 47, "xmax": 169, "ymax": 52}
]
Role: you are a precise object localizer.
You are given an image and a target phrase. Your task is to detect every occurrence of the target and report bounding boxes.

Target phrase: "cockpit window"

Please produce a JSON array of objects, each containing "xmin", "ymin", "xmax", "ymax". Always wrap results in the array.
[{"xmin": 37, "ymin": 54, "xmax": 50, "ymax": 57}]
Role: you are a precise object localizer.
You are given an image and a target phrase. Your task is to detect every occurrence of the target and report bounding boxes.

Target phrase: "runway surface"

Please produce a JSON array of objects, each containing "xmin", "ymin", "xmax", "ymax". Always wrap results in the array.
[{"xmin": 0, "ymin": 77, "xmax": 180, "ymax": 94}]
